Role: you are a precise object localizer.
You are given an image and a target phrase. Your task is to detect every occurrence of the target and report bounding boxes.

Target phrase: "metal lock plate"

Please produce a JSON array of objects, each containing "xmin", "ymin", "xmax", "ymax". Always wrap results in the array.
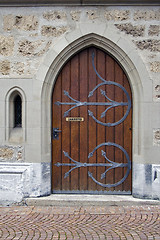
[{"xmin": 53, "ymin": 128, "xmax": 61, "ymax": 140}]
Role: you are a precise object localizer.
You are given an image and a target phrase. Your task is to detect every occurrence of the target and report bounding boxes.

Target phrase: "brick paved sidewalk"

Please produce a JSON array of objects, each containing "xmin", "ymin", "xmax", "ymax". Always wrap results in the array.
[{"xmin": 0, "ymin": 205, "xmax": 160, "ymax": 239}]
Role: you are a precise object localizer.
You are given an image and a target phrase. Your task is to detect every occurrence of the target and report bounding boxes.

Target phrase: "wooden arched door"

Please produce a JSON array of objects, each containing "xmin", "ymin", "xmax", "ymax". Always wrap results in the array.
[{"xmin": 52, "ymin": 47, "xmax": 132, "ymax": 194}]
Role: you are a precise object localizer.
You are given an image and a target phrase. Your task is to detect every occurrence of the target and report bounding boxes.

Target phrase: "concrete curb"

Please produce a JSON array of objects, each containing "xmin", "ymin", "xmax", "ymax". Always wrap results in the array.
[{"xmin": 25, "ymin": 194, "xmax": 160, "ymax": 206}]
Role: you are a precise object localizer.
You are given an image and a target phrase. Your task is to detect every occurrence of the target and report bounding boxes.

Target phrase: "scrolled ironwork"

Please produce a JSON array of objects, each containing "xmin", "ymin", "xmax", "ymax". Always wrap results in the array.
[
  {"xmin": 55, "ymin": 142, "xmax": 131, "ymax": 188},
  {"xmin": 55, "ymin": 52, "xmax": 131, "ymax": 127}
]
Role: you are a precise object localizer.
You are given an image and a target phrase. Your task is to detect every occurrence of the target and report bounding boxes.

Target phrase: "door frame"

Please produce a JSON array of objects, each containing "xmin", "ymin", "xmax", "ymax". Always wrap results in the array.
[
  {"xmin": 51, "ymin": 47, "xmax": 132, "ymax": 194},
  {"xmin": 39, "ymin": 26, "xmax": 152, "ymax": 196}
]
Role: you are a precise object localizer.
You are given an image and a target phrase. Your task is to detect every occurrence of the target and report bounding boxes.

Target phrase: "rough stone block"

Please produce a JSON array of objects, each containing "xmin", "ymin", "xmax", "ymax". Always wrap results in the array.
[
  {"xmin": 0, "ymin": 60, "xmax": 10, "ymax": 75},
  {"xmin": 134, "ymin": 40, "xmax": 160, "ymax": 52},
  {"xmin": 86, "ymin": 10, "xmax": 98, "ymax": 20},
  {"xmin": 0, "ymin": 145, "xmax": 24, "ymax": 162},
  {"xmin": 12, "ymin": 62, "xmax": 25, "ymax": 75},
  {"xmin": 3, "ymin": 15, "xmax": 38, "ymax": 31},
  {"xmin": 18, "ymin": 40, "xmax": 52, "ymax": 56},
  {"xmin": 150, "ymin": 61, "xmax": 160, "ymax": 72},
  {"xmin": 0, "ymin": 35, "xmax": 14, "ymax": 56},
  {"xmin": 43, "ymin": 11, "xmax": 66, "ymax": 21},
  {"xmin": 104, "ymin": 10, "xmax": 130, "ymax": 21},
  {"xmin": 134, "ymin": 10, "xmax": 160, "ymax": 21},
  {"xmin": 70, "ymin": 10, "xmax": 81, "ymax": 21},
  {"xmin": 0, "ymin": 147, "xmax": 13, "ymax": 160},
  {"xmin": 115, "ymin": 23, "xmax": 145, "ymax": 37},
  {"xmin": 148, "ymin": 25, "xmax": 160, "ymax": 36},
  {"xmin": 41, "ymin": 25, "xmax": 67, "ymax": 37}
]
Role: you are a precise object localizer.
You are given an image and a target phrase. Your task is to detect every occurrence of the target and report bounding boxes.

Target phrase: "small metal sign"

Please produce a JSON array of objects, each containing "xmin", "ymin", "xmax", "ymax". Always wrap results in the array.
[{"xmin": 66, "ymin": 117, "xmax": 84, "ymax": 122}]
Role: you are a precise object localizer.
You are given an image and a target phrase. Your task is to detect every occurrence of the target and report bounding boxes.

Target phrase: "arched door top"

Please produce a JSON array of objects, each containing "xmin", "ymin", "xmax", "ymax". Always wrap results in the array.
[{"xmin": 40, "ymin": 27, "xmax": 150, "ymax": 102}]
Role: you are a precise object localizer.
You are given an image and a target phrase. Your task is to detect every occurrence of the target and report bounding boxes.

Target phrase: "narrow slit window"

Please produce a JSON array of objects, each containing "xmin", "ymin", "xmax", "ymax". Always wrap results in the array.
[{"xmin": 14, "ymin": 95, "xmax": 22, "ymax": 127}]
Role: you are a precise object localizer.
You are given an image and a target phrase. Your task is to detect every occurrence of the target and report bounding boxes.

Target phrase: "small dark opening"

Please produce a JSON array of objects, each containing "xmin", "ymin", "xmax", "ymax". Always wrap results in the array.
[{"xmin": 14, "ymin": 95, "xmax": 22, "ymax": 128}]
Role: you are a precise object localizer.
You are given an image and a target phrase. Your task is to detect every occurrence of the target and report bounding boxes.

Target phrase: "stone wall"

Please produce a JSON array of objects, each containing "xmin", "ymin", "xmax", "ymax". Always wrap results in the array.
[{"xmin": 0, "ymin": 7, "xmax": 159, "ymax": 79}]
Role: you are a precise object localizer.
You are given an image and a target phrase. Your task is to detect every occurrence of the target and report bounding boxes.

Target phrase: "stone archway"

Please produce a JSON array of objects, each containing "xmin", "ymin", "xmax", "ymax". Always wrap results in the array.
[{"xmin": 39, "ymin": 25, "xmax": 151, "ymax": 197}]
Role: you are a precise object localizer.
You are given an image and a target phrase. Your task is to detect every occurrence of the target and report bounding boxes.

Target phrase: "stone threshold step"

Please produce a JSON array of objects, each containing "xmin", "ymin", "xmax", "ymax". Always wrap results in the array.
[{"xmin": 25, "ymin": 194, "xmax": 160, "ymax": 206}]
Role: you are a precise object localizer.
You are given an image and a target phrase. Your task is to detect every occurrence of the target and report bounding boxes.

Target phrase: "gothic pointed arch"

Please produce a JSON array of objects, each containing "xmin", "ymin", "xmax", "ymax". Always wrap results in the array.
[
  {"xmin": 38, "ymin": 28, "xmax": 152, "ymax": 195},
  {"xmin": 5, "ymin": 87, "xmax": 26, "ymax": 142}
]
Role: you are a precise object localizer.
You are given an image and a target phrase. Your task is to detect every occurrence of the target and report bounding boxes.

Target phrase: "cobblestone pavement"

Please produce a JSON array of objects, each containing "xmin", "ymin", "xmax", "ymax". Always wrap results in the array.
[{"xmin": 0, "ymin": 205, "xmax": 160, "ymax": 239}]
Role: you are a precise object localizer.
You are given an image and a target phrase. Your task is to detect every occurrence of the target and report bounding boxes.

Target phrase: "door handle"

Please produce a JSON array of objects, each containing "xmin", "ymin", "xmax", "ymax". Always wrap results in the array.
[
  {"xmin": 53, "ymin": 128, "xmax": 62, "ymax": 140},
  {"xmin": 54, "ymin": 129, "xmax": 62, "ymax": 133}
]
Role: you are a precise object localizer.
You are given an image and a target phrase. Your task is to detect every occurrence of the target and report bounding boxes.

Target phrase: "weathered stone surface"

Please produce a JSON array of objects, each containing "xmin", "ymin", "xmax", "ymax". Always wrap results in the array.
[
  {"xmin": 150, "ymin": 62, "xmax": 160, "ymax": 72},
  {"xmin": 153, "ymin": 129, "xmax": 160, "ymax": 146},
  {"xmin": 0, "ymin": 162, "xmax": 51, "ymax": 205},
  {"xmin": 0, "ymin": 60, "xmax": 10, "ymax": 75},
  {"xmin": 18, "ymin": 40, "xmax": 41, "ymax": 56},
  {"xmin": 155, "ymin": 94, "xmax": 160, "ymax": 100},
  {"xmin": 0, "ymin": 35, "xmax": 14, "ymax": 56},
  {"xmin": 153, "ymin": 83, "xmax": 160, "ymax": 102},
  {"xmin": 133, "ymin": 163, "xmax": 160, "ymax": 200},
  {"xmin": 134, "ymin": 10, "xmax": 160, "ymax": 21},
  {"xmin": 12, "ymin": 62, "xmax": 25, "ymax": 75},
  {"xmin": 18, "ymin": 40, "xmax": 52, "ymax": 56},
  {"xmin": 134, "ymin": 40, "xmax": 160, "ymax": 52},
  {"xmin": 0, "ymin": 146, "xmax": 24, "ymax": 162},
  {"xmin": 104, "ymin": 10, "xmax": 130, "ymax": 21},
  {"xmin": 43, "ymin": 11, "xmax": 66, "ymax": 21},
  {"xmin": 25, "ymin": 59, "xmax": 40, "ymax": 76},
  {"xmin": 148, "ymin": 25, "xmax": 160, "ymax": 36},
  {"xmin": 152, "ymin": 165, "xmax": 160, "ymax": 199},
  {"xmin": 41, "ymin": 25, "xmax": 67, "ymax": 37},
  {"xmin": 0, "ymin": 147, "xmax": 14, "ymax": 159},
  {"xmin": 3, "ymin": 15, "xmax": 38, "ymax": 31},
  {"xmin": 70, "ymin": 10, "xmax": 81, "ymax": 21},
  {"xmin": 17, "ymin": 147, "xmax": 24, "ymax": 161},
  {"xmin": 86, "ymin": 10, "xmax": 98, "ymax": 20},
  {"xmin": 115, "ymin": 23, "xmax": 145, "ymax": 37},
  {"xmin": 155, "ymin": 85, "xmax": 160, "ymax": 91}
]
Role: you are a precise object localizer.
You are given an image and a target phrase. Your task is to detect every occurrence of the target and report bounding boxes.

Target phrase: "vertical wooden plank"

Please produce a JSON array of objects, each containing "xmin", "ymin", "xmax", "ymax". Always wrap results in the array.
[
  {"xmin": 114, "ymin": 62, "xmax": 124, "ymax": 191},
  {"xmin": 88, "ymin": 47, "xmax": 97, "ymax": 191},
  {"xmin": 96, "ymin": 49, "xmax": 106, "ymax": 191},
  {"xmin": 123, "ymin": 73, "xmax": 132, "ymax": 192},
  {"xmin": 79, "ymin": 49, "xmax": 88, "ymax": 191},
  {"xmin": 61, "ymin": 61, "xmax": 71, "ymax": 191},
  {"xmin": 70, "ymin": 54, "xmax": 79, "ymax": 191},
  {"xmin": 52, "ymin": 73, "xmax": 62, "ymax": 191},
  {"xmin": 105, "ymin": 55, "xmax": 115, "ymax": 191}
]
